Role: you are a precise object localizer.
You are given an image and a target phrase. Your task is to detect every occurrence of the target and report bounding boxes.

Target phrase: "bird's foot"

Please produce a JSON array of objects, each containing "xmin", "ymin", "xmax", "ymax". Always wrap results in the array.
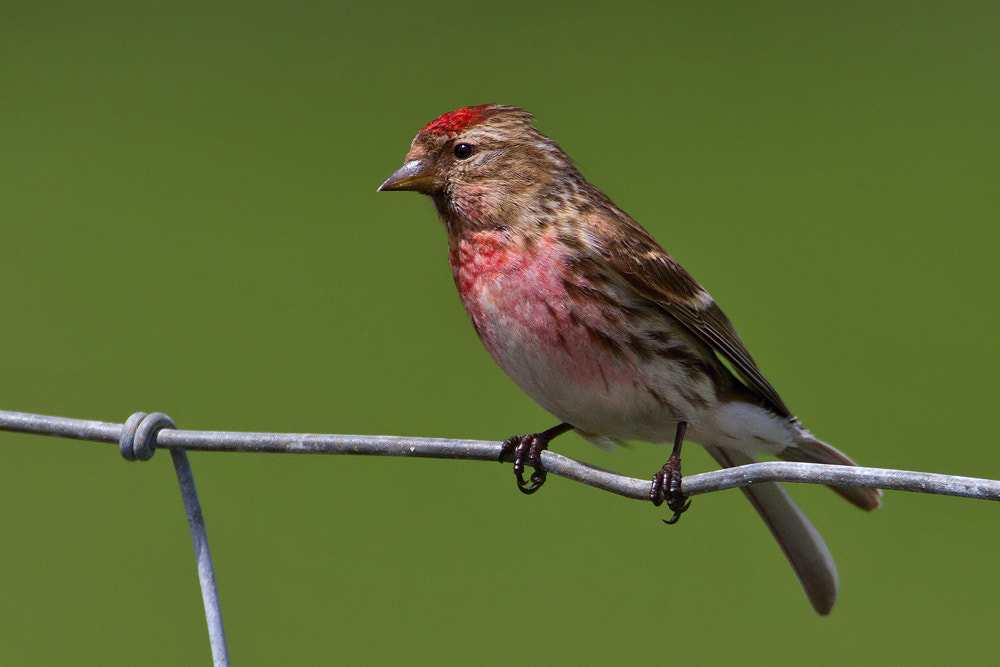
[
  {"xmin": 650, "ymin": 453, "xmax": 691, "ymax": 525},
  {"xmin": 499, "ymin": 433, "xmax": 549, "ymax": 493},
  {"xmin": 498, "ymin": 422, "xmax": 573, "ymax": 494}
]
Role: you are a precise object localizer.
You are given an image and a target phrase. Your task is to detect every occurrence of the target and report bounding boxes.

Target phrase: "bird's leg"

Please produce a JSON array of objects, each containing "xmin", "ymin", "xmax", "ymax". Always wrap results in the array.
[
  {"xmin": 651, "ymin": 421, "xmax": 692, "ymax": 524},
  {"xmin": 498, "ymin": 422, "xmax": 573, "ymax": 494}
]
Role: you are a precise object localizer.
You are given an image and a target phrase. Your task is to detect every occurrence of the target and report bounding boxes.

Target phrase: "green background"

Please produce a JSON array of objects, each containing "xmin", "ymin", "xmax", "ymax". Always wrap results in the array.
[{"xmin": 2, "ymin": 1, "xmax": 998, "ymax": 664}]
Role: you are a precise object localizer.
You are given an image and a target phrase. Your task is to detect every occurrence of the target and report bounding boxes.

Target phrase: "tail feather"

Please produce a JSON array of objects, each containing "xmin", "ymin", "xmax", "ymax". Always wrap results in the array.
[
  {"xmin": 781, "ymin": 436, "xmax": 883, "ymax": 511},
  {"xmin": 706, "ymin": 446, "xmax": 839, "ymax": 616}
]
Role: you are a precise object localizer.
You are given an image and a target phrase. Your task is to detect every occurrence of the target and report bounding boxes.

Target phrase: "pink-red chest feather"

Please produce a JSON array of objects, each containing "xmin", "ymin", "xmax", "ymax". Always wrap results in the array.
[
  {"xmin": 448, "ymin": 229, "xmax": 633, "ymax": 394},
  {"xmin": 449, "ymin": 230, "xmax": 563, "ymax": 349}
]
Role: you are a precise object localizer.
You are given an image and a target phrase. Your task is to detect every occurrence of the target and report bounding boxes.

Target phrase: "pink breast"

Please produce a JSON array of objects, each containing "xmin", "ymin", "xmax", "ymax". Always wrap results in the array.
[{"xmin": 448, "ymin": 229, "xmax": 631, "ymax": 391}]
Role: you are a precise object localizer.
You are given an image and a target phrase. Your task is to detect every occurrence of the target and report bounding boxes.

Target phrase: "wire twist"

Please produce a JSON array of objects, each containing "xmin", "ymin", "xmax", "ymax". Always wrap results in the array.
[
  {"xmin": 112, "ymin": 411, "xmax": 228, "ymax": 666},
  {"xmin": 119, "ymin": 411, "xmax": 176, "ymax": 461}
]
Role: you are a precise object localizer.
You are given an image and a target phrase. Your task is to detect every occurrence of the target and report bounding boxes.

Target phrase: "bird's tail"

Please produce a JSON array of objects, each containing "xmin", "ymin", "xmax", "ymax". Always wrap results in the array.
[
  {"xmin": 780, "ymin": 435, "xmax": 883, "ymax": 511},
  {"xmin": 705, "ymin": 446, "xmax": 839, "ymax": 615}
]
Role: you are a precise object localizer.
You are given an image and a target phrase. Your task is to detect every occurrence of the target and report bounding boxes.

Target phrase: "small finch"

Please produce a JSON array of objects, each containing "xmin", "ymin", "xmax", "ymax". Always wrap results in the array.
[{"xmin": 378, "ymin": 104, "xmax": 881, "ymax": 615}]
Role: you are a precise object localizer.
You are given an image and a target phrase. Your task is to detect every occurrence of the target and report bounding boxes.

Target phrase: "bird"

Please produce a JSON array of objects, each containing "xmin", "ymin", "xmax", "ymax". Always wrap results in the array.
[{"xmin": 377, "ymin": 104, "xmax": 881, "ymax": 615}]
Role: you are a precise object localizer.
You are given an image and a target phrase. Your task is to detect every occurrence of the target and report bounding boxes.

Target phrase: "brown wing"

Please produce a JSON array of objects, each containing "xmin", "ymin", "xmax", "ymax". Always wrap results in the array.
[{"xmin": 596, "ymin": 214, "xmax": 793, "ymax": 419}]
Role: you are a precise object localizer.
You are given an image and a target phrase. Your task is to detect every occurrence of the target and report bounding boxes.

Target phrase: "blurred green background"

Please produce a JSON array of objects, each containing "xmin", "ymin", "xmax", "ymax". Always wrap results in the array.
[{"xmin": 2, "ymin": 1, "xmax": 998, "ymax": 664}]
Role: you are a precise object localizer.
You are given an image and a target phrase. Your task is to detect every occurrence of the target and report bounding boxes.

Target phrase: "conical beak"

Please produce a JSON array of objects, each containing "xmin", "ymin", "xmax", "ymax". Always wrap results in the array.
[{"xmin": 377, "ymin": 159, "xmax": 436, "ymax": 194}]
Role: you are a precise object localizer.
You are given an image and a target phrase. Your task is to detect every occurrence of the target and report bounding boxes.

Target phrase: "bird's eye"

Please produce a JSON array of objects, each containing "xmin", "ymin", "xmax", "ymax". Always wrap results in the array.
[{"xmin": 453, "ymin": 143, "xmax": 474, "ymax": 160}]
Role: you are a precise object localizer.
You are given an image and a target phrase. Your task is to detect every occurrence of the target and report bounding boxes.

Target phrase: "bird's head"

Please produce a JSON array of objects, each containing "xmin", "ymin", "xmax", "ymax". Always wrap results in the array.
[{"xmin": 378, "ymin": 105, "xmax": 580, "ymax": 230}]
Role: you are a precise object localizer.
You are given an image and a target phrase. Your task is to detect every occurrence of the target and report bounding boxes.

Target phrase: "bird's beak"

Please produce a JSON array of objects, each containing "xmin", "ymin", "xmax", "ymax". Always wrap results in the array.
[{"xmin": 377, "ymin": 159, "xmax": 436, "ymax": 194}]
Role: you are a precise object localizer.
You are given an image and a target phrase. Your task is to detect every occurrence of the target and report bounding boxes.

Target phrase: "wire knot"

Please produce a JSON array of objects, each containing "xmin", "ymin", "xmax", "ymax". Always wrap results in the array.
[{"xmin": 120, "ymin": 412, "xmax": 177, "ymax": 461}]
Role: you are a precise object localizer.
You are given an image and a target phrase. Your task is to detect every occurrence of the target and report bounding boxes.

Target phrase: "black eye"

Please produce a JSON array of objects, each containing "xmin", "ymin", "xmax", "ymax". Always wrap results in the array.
[{"xmin": 453, "ymin": 143, "xmax": 474, "ymax": 160}]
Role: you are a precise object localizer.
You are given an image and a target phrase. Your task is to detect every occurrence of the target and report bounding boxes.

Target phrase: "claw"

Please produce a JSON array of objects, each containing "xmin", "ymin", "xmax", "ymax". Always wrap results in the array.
[
  {"xmin": 650, "ymin": 462, "xmax": 690, "ymax": 523},
  {"xmin": 498, "ymin": 422, "xmax": 572, "ymax": 495},
  {"xmin": 516, "ymin": 469, "xmax": 547, "ymax": 494}
]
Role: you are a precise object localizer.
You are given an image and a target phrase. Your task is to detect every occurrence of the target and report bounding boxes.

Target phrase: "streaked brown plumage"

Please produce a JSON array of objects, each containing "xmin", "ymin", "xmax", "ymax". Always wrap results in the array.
[{"xmin": 379, "ymin": 104, "xmax": 880, "ymax": 615}]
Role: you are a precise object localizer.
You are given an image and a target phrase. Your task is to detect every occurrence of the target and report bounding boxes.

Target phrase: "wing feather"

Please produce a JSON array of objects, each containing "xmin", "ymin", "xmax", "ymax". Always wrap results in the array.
[{"xmin": 593, "ymin": 212, "xmax": 793, "ymax": 418}]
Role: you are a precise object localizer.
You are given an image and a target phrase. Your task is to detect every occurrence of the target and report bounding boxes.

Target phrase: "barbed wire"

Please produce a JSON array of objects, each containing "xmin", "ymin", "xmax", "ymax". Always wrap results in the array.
[{"xmin": 3, "ymin": 407, "xmax": 1000, "ymax": 667}]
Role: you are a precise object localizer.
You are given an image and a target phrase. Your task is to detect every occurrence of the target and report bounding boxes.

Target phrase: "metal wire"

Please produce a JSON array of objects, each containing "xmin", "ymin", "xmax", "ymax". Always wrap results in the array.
[
  {"xmin": 3, "ymin": 406, "xmax": 1000, "ymax": 667},
  {"xmin": 170, "ymin": 448, "xmax": 229, "ymax": 667},
  {"xmin": 8, "ymin": 409, "xmax": 232, "ymax": 667},
  {"xmin": 3, "ymin": 408, "xmax": 999, "ymax": 502},
  {"xmin": 115, "ymin": 411, "xmax": 229, "ymax": 667}
]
